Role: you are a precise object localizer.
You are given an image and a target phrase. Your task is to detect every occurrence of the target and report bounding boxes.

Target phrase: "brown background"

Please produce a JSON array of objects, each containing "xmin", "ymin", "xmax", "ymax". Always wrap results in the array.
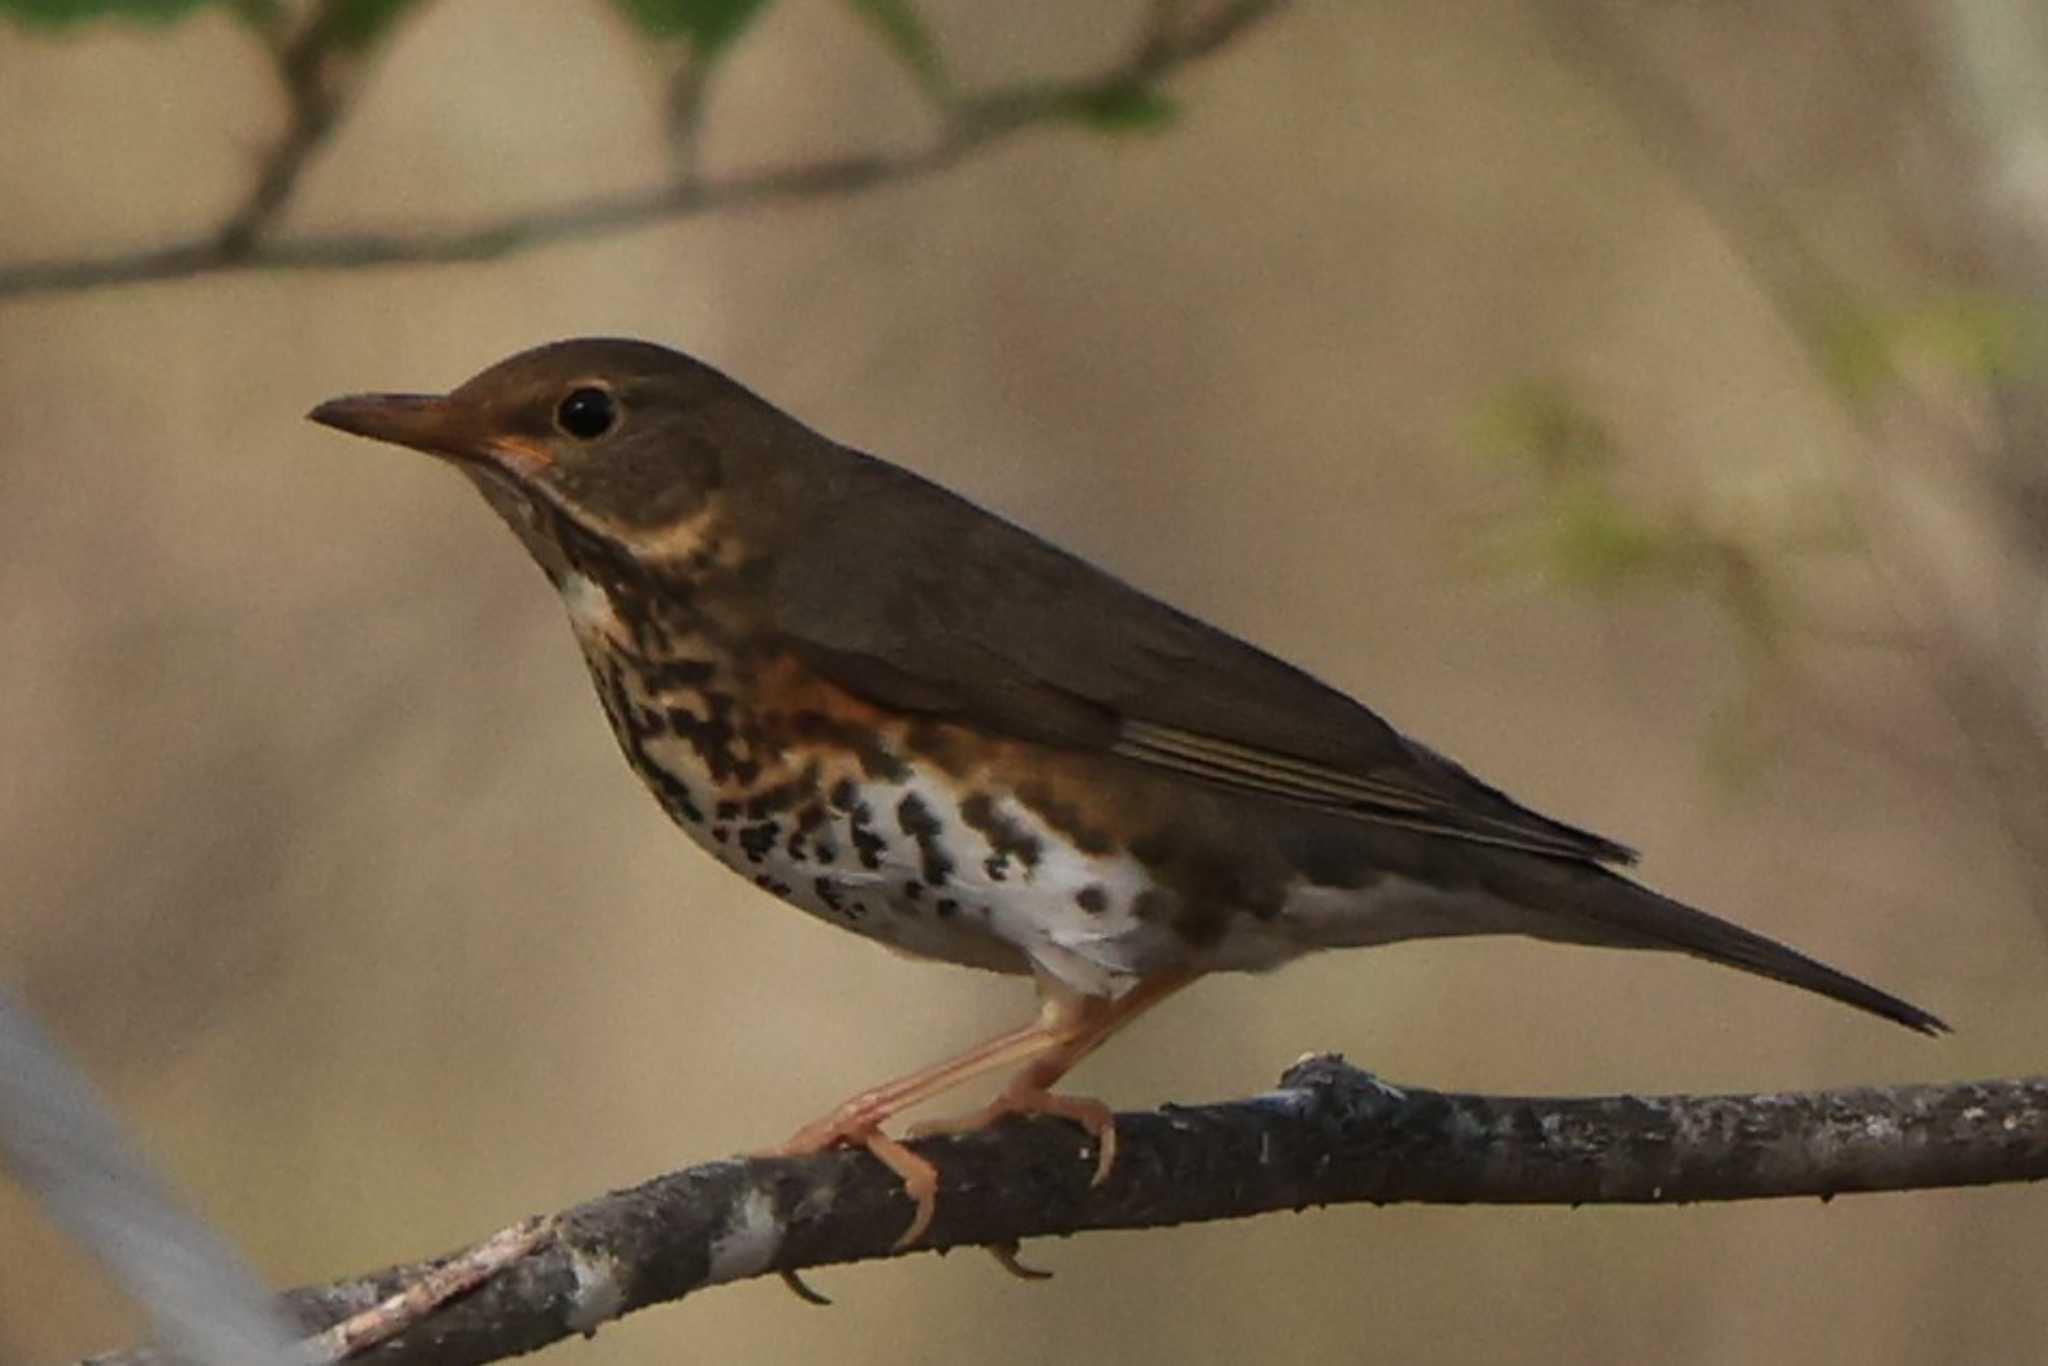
[{"xmin": 3, "ymin": 3, "xmax": 2042, "ymax": 1362}]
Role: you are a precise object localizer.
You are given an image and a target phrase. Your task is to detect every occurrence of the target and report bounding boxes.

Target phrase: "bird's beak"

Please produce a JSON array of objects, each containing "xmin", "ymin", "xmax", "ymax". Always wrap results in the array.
[
  {"xmin": 307, "ymin": 392, "xmax": 549, "ymax": 474},
  {"xmin": 307, "ymin": 392, "xmax": 469, "ymax": 456}
]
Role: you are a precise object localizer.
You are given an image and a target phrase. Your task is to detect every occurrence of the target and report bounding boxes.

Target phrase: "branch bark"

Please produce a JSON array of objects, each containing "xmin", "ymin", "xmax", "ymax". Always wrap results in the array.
[
  {"xmin": 0, "ymin": 0, "xmax": 1287, "ymax": 300},
  {"xmin": 80, "ymin": 1056, "xmax": 2048, "ymax": 1366}
]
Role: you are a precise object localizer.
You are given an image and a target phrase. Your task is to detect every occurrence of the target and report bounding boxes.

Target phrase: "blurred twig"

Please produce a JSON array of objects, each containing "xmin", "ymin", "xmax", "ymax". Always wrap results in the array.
[
  {"xmin": 0, "ymin": 991, "xmax": 301, "ymax": 1366},
  {"xmin": 1528, "ymin": 1, "xmax": 2048, "ymax": 929},
  {"xmin": 78, "ymin": 1055, "xmax": 2048, "ymax": 1366},
  {"xmin": 212, "ymin": 0, "xmax": 375, "ymax": 259},
  {"xmin": 0, "ymin": 0, "xmax": 1287, "ymax": 299}
]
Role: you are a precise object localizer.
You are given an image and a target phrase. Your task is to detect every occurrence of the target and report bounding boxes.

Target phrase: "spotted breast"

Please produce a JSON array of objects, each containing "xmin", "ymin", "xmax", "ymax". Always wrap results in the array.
[{"xmin": 554, "ymin": 560, "xmax": 1182, "ymax": 997}]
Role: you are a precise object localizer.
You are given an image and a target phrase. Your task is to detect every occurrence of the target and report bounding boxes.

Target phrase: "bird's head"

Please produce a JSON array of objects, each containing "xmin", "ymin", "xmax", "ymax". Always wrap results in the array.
[{"xmin": 308, "ymin": 338, "xmax": 778, "ymax": 580}]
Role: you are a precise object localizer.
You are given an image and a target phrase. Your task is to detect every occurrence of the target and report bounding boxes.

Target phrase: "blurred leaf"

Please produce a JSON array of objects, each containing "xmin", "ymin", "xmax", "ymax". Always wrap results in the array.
[
  {"xmin": 613, "ymin": 0, "xmax": 771, "ymax": 55},
  {"xmin": 1543, "ymin": 485, "xmax": 1695, "ymax": 590},
  {"xmin": 0, "ymin": 0, "xmax": 215, "ymax": 25},
  {"xmin": 1065, "ymin": 79, "xmax": 1179, "ymax": 132},
  {"xmin": 1897, "ymin": 291, "xmax": 2037, "ymax": 381},
  {"xmin": 1822, "ymin": 291, "xmax": 2044, "ymax": 403},
  {"xmin": 1816, "ymin": 299, "xmax": 1892, "ymax": 403},
  {"xmin": 847, "ymin": 0, "xmax": 946, "ymax": 96},
  {"xmin": 1468, "ymin": 374, "xmax": 1811, "ymax": 784},
  {"xmin": 314, "ymin": 0, "xmax": 427, "ymax": 50},
  {"xmin": 1474, "ymin": 375, "xmax": 1617, "ymax": 482}
]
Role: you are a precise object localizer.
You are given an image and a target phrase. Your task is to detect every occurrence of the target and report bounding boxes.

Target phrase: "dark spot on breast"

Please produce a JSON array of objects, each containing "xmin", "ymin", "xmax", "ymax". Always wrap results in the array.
[
  {"xmin": 1076, "ymin": 885, "xmax": 1109, "ymax": 915},
  {"xmin": 815, "ymin": 876, "xmax": 847, "ymax": 915},
  {"xmin": 711, "ymin": 825, "xmax": 729, "ymax": 844},
  {"xmin": 959, "ymin": 792, "xmax": 1044, "ymax": 873},
  {"xmin": 755, "ymin": 874, "xmax": 793, "ymax": 896},
  {"xmin": 787, "ymin": 802, "xmax": 829, "ymax": 861},
  {"xmin": 789, "ymin": 713, "xmax": 910, "ymax": 785},
  {"xmin": 935, "ymin": 898, "xmax": 959, "ymax": 918},
  {"xmin": 640, "ymin": 657, "xmax": 717, "ymax": 691},
  {"xmin": 828, "ymin": 778, "xmax": 860, "ymax": 813},
  {"xmin": 903, "ymin": 879, "xmax": 924, "ymax": 902},
  {"xmin": 896, "ymin": 793, "xmax": 953, "ymax": 888},
  {"xmin": 897, "ymin": 794, "xmax": 939, "ymax": 838},
  {"xmin": 851, "ymin": 824, "xmax": 886, "ymax": 871},
  {"xmin": 741, "ymin": 823, "xmax": 778, "ymax": 864},
  {"xmin": 604, "ymin": 672, "xmax": 666, "ymax": 743},
  {"xmin": 746, "ymin": 781, "xmax": 802, "ymax": 821},
  {"xmin": 630, "ymin": 753, "xmax": 703, "ymax": 825},
  {"xmin": 715, "ymin": 799, "xmax": 741, "ymax": 822},
  {"xmin": 739, "ymin": 821, "xmax": 779, "ymax": 864}
]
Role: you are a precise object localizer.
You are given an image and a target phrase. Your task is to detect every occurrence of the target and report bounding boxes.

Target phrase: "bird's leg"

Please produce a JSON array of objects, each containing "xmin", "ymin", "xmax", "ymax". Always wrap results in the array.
[
  {"xmin": 772, "ymin": 971, "xmax": 1198, "ymax": 1260},
  {"xmin": 778, "ymin": 1014, "xmax": 1075, "ymax": 1155},
  {"xmin": 773, "ymin": 994, "xmax": 1104, "ymax": 1249},
  {"xmin": 906, "ymin": 971, "xmax": 1200, "ymax": 1186}
]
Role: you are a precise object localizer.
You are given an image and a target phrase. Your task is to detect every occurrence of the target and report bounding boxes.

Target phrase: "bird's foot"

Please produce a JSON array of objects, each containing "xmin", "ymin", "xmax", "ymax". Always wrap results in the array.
[
  {"xmin": 774, "ymin": 1116, "xmax": 940, "ymax": 1250},
  {"xmin": 907, "ymin": 1083, "xmax": 1119, "ymax": 1186}
]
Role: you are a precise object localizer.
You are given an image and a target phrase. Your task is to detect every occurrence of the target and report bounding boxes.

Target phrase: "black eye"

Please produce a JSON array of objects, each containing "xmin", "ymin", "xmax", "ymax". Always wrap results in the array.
[{"xmin": 555, "ymin": 386, "xmax": 616, "ymax": 440}]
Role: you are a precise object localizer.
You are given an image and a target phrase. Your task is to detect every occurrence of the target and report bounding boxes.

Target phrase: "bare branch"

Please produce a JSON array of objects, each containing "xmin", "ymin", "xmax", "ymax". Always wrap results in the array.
[
  {"xmin": 0, "ymin": 0, "xmax": 1288, "ymax": 301},
  {"xmin": 211, "ymin": 0, "xmax": 374, "ymax": 259},
  {"xmin": 78, "ymin": 1056, "xmax": 2048, "ymax": 1366}
]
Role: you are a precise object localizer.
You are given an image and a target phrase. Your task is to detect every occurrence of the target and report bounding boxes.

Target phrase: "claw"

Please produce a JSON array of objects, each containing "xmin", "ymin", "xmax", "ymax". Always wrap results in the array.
[
  {"xmin": 865, "ymin": 1131, "xmax": 939, "ymax": 1248},
  {"xmin": 776, "ymin": 1119, "xmax": 939, "ymax": 1249},
  {"xmin": 984, "ymin": 1240, "xmax": 1054, "ymax": 1282},
  {"xmin": 778, "ymin": 1269, "xmax": 833, "ymax": 1306}
]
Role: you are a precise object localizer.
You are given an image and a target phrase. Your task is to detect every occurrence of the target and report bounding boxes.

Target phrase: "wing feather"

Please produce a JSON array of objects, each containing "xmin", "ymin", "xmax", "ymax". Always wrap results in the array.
[{"xmin": 762, "ymin": 446, "xmax": 1637, "ymax": 866}]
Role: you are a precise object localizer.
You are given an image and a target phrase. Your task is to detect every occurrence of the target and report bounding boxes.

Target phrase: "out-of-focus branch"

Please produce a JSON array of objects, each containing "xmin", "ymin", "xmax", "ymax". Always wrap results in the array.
[
  {"xmin": 0, "ymin": 0, "xmax": 1288, "ymax": 300},
  {"xmin": 1528, "ymin": 0, "xmax": 2048, "ymax": 932},
  {"xmin": 0, "ymin": 991, "xmax": 300, "ymax": 1366},
  {"xmin": 78, "ymin": 1056, "xmax": 2048, "ymax": 1366},
  {"xmin": 210, "ymin": 0, "xmax": 372, "ymax": 259}
]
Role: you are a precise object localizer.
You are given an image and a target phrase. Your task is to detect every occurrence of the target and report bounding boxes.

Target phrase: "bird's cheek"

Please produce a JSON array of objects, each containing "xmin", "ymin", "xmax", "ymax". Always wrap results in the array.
[{"xmin": 485, "ymin": 436, "xmax": 554, "ymax": 479}]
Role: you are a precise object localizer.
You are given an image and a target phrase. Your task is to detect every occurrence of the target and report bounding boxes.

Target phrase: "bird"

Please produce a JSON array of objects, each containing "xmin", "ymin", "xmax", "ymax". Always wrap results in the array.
[{"xmin": 308, "ymin": 337, "xmax": 1944, "ymax": 1248}]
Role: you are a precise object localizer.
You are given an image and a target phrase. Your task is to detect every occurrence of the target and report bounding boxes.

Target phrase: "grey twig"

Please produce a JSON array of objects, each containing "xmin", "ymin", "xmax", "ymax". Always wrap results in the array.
[
  {"xmin": 0, "ymin": 0, "xmax": 1288, "ymax": 301},
  {"xmin": 79, "ymin": 1056, "xmax": 2048, "ymax": 1366},
  {"xmin": 0, "ymin": 991, "xmax": 299, "ymax": 1366}
]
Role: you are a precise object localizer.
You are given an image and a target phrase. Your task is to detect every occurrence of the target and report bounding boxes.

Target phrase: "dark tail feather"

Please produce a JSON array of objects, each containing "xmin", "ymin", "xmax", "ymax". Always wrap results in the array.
[{"xmin": 1521, "ymin": 862, "xmax": 1948, "ymax": 1035}]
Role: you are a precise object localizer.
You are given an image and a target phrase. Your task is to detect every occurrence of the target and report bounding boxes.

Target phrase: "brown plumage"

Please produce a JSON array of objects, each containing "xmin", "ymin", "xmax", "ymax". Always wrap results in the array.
[{"xmin": 309, "ymin": 337, "xmax": 1943, "ymax": 1248}]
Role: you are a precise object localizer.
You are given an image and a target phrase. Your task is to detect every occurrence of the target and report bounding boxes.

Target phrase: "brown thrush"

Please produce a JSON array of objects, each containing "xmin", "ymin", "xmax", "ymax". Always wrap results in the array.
[{"xmin": 309, "ymin": 338, "xmax": 1943, "ymax": 1247}]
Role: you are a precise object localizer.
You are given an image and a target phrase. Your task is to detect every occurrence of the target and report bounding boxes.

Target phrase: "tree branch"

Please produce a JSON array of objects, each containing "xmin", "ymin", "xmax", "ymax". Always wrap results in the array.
[
  {"xmin": 0, "ymin": 0, "xmax": 1288, "ymax": 301},
  {"xmin": 79, "ymin": 1056, "xmax": 2048, "ymax": 1366}
]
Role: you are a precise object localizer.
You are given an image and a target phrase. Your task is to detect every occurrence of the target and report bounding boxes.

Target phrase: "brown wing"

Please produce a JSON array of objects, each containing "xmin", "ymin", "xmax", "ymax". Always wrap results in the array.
[{"xmin": 764, "ymin": 447, "xmax": 1635, "ymax": 865}]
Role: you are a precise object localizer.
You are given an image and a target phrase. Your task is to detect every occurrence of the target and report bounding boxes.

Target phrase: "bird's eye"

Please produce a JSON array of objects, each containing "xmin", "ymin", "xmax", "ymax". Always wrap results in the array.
[{"xmin": 555, "ymin": 386, "xmax": 616, "ymax": 440}]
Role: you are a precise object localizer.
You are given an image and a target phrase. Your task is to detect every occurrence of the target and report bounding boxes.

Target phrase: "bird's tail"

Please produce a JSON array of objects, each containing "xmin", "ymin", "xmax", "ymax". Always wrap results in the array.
[{"xmin": 1503, "ymin": 857, "xmax": 1948, "ymax": 1035}]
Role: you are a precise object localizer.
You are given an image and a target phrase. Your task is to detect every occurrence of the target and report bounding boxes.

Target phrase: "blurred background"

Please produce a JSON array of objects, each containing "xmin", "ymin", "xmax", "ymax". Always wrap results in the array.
[{"xmin": 3, "ymin": 1, "xmax": 2046, "ymax": 1361}]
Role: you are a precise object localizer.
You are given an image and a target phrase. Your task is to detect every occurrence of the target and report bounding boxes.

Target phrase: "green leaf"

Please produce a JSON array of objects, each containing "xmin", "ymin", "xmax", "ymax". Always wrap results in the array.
[
  {"xmin": 612, "ymin": 0, "xmax": 771, "ymax": 55},
  {"xmin": 0, "ymin": 0, "xmax": 215, "ymax": 26},
  {"xmin": 847, "ymin": 0, "xmax": 945, "ymax": 96},
  {"xmin": 1064, "ymin": 79, "xmax": 1178, "ymax": 133}
]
